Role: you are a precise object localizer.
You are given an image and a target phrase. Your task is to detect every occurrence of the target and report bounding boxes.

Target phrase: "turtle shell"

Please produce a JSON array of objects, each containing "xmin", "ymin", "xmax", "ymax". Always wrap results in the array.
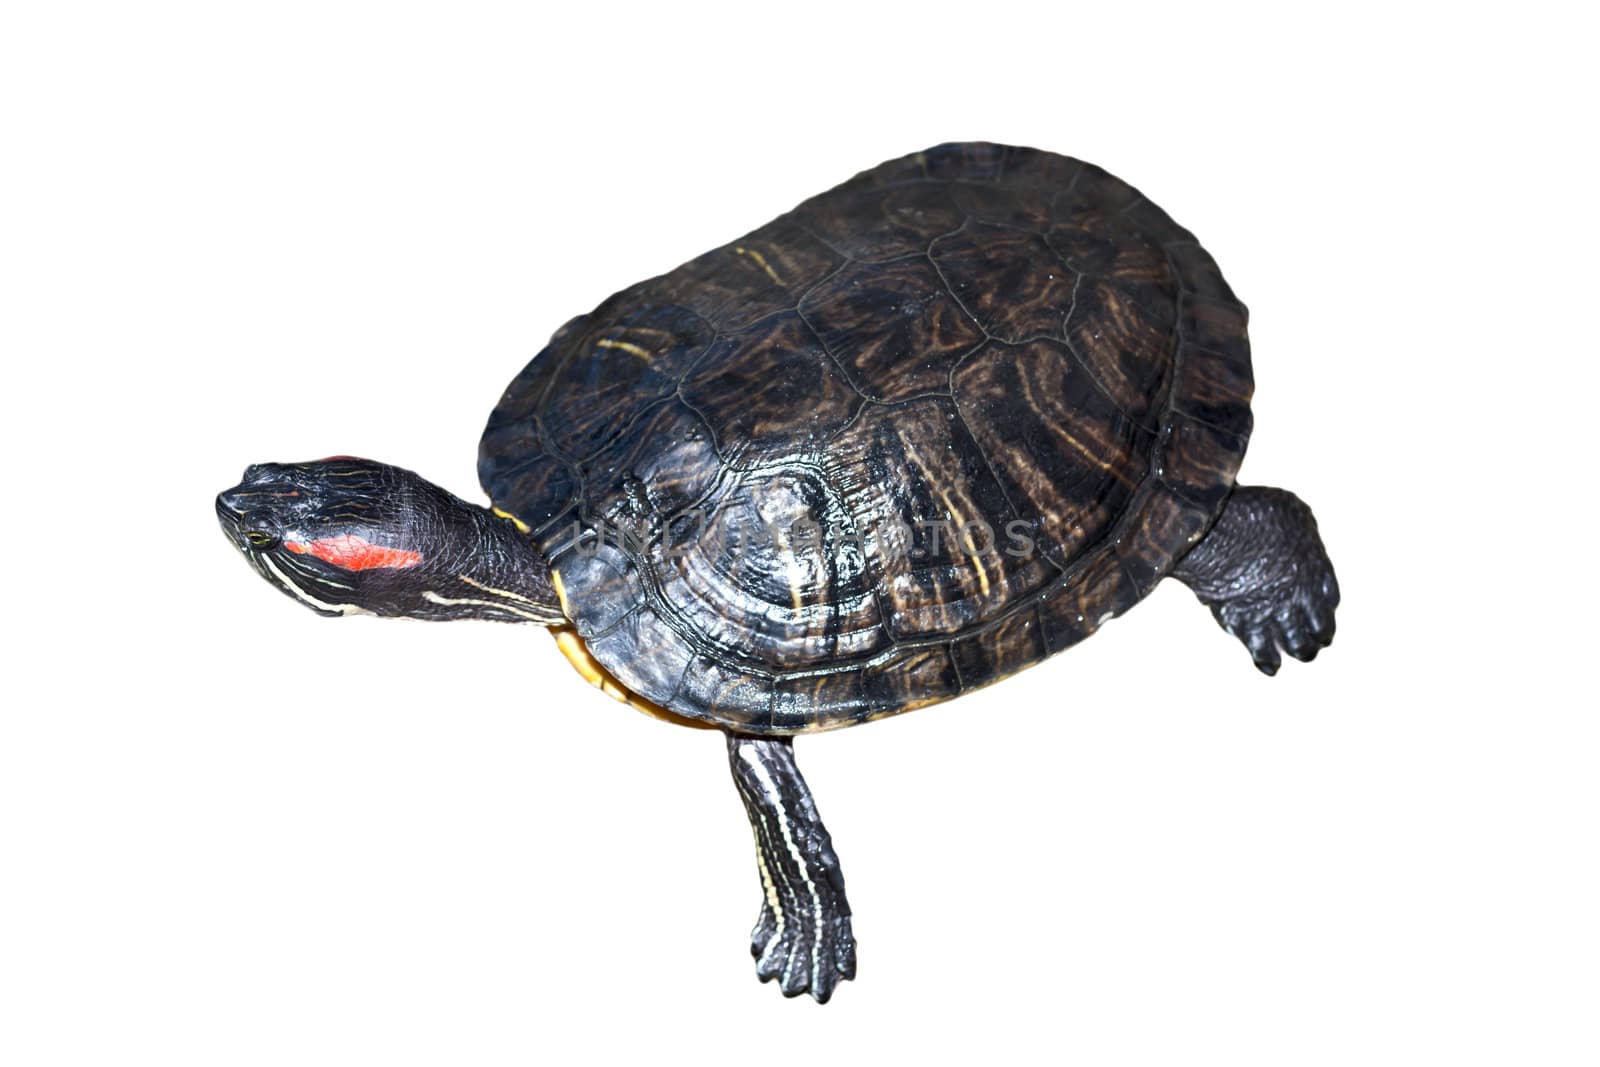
[{"xmin": 479, "ymin": 143, "xmax": 1252, "ymax": 734}]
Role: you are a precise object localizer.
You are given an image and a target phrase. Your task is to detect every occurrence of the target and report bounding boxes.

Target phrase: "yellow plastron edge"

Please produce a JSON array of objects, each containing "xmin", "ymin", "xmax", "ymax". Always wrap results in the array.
[
  {"xmin": 550, "ymin": 629, "xmax": 711, "ymax": 730},
  {"xmin": 548, "ymin": 566, "xmax": 710, "ymax": 730}
]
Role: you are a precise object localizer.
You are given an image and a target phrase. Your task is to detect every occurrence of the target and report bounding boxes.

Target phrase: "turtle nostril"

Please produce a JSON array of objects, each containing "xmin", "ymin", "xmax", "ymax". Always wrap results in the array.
[
  {"xmin": 216, "ymin": 489, "xmax": 251, "ymax": 517},
  {"xmin": 242, "ymin": 463, "xmax": 284, "ymax": 483},
  {"xmin": 217, "ymin": 478, "xmax": 303, "ymax": 518}
]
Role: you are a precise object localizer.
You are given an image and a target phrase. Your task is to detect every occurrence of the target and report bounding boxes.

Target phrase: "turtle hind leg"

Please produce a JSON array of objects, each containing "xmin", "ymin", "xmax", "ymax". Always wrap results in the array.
[
  {"xmin": 1171, "ymin": 485, "xmax": 1340, "ymax": 675},
  {"xmin": 725, "ymin": 733, "xmax": 856, "ymax": 1003}
]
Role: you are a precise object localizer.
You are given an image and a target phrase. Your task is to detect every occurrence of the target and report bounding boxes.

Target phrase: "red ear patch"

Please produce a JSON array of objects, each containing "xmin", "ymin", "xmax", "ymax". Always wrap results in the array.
[{"xmin": 285, "ymin": 535, "xmax": 422, "ymax": 571}]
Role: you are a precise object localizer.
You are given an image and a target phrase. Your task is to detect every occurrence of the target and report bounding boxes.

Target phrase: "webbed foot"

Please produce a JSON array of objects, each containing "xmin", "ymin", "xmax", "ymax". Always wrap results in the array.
[
  {"xmin": 1172, "ymin": 485, "xmax": 1340, "ymax": 675},
  {"xmin": 728, "ymin": 733, "xmax": 856, "ymax": 1003},
  {"xmin": 751, "ymin": 900, "xmax": 856, "ymax": 1001},
  {"xmin": 1217, "ymin": 558, "xmax": 1338, "ymax": 675}
]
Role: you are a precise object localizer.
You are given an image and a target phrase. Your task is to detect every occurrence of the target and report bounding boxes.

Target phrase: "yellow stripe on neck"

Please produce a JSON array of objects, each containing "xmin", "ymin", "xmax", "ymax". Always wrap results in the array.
[{"xmin": 491, "ymin": 507, "xmax": 532, "ymax": 534}]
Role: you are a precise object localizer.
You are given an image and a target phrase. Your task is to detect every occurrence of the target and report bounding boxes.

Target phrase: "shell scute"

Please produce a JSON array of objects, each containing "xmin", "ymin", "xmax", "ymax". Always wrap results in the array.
[
  {"xmin": 1156, "ymin": 415, "xmax": 1247, "ymax": 511},
  {"xmin": 947, "ymin": 178, "xmax": 1060, "ymax": 231},
  {"xmin": 950, "ymin": 607, "xmax": 1048, "ymax": 693},
  {"xmin": 1114, "ymin": 487, "xmax": 1213, "ymax": 590},
  {"xmin": 648, "ymin": 218, "xmax": 841, "ymax": 332},
  {"xmin": 583, "ymin": 602, "xmax": 697, "ymax": 707},
  {"xmin": 824, "ymin": 397, "xmax": 1042, "ymax": 639},
  {"xmin": 1165, "ymin": 241, "xmax": 1237, "ymax": 300},
  {"xmin": 857, "ymin": 646, "xmax": 962, "ymax": 719},
  {"xmin": 799, "ymin": 256, "xmax": 984, "ymax": 402},
  {"xmin": 652, "ymin": 463, "xmax": 891, "ymax": 667},
  {"xmin": 1064, "ymin": 162, "xmax": 1143, "ymax": 214},
  {"xmin": 537, "ymin": 302, "xmax": 714, "ymax": 460},
  {"xmin": 931, "ymin": 222, "xmax": 1080, "ymax": 343},
  {"xmin": 476, "ymin": 439, "xmax": 577, "ymax": 536},
  {"xmin": 680, "ymin": 656, "xmax": 775, "ymax": 729},
  {"xmin": 1035, "ymin": 549, "xmax": 1143, "ymax": 655},
  {"xmin": 952, "ymin": 338, "xmax": 1151, "ymax": 569},
  {"xmin": 1172, "ymin": 342, "xmax": 1254, "ymax": 437},
  {"xmin": 575, "ymin": 399, "xmax": 724, "ymax": 531},
  {"xmin": 1178, "ymin": 291, "xmax": 1250, "ymax": 360},
  {"xmin": 794, "ymin": 182, "xmax": 963, "ymax": 262},
  {"xmin": 679, "ymin": 313, "xmax": 859, "ymax": 463},
  {"xmin": 920, "ymin": 141, "xmax": 1010, "ymax": 182},
  {"xmin": 551, "ymin": 541, "xmax": 641, "ymax": 638},
  {"xmin": 772, "ymin": 670, "xmax": 868, "ymax": 731}
]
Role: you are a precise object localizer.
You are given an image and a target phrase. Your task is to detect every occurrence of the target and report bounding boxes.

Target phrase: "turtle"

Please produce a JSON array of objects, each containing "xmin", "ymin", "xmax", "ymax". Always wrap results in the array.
[{"xmin": 215, "ymin": 142, "xmax": 1339, "ymax": 1002}]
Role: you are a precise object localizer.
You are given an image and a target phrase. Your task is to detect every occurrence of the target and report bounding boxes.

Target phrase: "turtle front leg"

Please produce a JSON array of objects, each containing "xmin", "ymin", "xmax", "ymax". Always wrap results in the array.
[
  {"xmin": 1171, "ymin": 484, "xmax": 1340, "ymax": 675},
  {"xmin": 725, "ymin": 733, "xmax": 856, "ymax": 1002}
]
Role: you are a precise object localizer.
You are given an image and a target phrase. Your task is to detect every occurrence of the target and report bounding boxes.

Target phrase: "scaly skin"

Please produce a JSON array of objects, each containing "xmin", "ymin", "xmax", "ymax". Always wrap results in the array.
[
  {"xmin": 1171, "ymin": 485, "xmax": 1339, "ymax": 674},
  {"xmin": 727, "ymin": 734, "xmax": 856, "ymax": 1002}
]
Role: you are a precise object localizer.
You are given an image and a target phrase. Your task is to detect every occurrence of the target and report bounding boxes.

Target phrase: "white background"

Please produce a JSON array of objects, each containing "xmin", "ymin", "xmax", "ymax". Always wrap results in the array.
[{"xmin": 3, "ymin": 3, "xmax": 1595, "ymax": 1064}]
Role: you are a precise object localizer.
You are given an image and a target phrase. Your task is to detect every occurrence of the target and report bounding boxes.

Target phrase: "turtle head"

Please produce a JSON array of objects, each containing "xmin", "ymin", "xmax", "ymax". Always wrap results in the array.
[{"xmin": 215, "ymin": 457, "xmax": 561, "ymax": 623}]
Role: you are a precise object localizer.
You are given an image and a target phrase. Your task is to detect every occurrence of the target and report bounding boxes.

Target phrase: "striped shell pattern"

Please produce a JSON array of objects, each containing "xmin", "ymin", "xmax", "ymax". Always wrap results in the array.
[{"xmin": 479, "ymin": 143, "xmax": 1252, "ymax": 734}]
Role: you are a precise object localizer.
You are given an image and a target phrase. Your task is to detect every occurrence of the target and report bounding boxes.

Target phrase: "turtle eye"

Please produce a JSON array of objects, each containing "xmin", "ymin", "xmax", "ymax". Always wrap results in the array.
[{"xmin": 245, "ymin": 530, "xmax": 278, "ymax": 549}]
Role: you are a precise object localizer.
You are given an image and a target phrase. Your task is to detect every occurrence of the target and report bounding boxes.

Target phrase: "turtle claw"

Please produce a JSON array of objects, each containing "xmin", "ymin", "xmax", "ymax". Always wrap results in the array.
[
  {"xmin": 752, "ymin": 908, "xmax": 856, "ymax": 1002},
  {"xmin": 750, "ymin": 903, "xmax": 779, "ymax": 958},
  {"xmin": 1275, "ymin": 556, "xmax": 1339, "ymax": 667},
  {"xmin": 1280, "ymin": 607, "xmax": 1326, "ymax": 663},
  {"xmin": 1223, "ymin": 562, "xmax": 1337, "ymax": 675},
  {"xmin": 1240, "ymin": 624, "xmax": 1283, "ymax": 675}
]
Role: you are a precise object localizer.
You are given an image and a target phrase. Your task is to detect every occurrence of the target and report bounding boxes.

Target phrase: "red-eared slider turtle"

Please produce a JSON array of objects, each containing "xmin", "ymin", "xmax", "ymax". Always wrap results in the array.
[{"xmin": 216, "ymin": 142, "xmax": 1339, "ymax": 1002}]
